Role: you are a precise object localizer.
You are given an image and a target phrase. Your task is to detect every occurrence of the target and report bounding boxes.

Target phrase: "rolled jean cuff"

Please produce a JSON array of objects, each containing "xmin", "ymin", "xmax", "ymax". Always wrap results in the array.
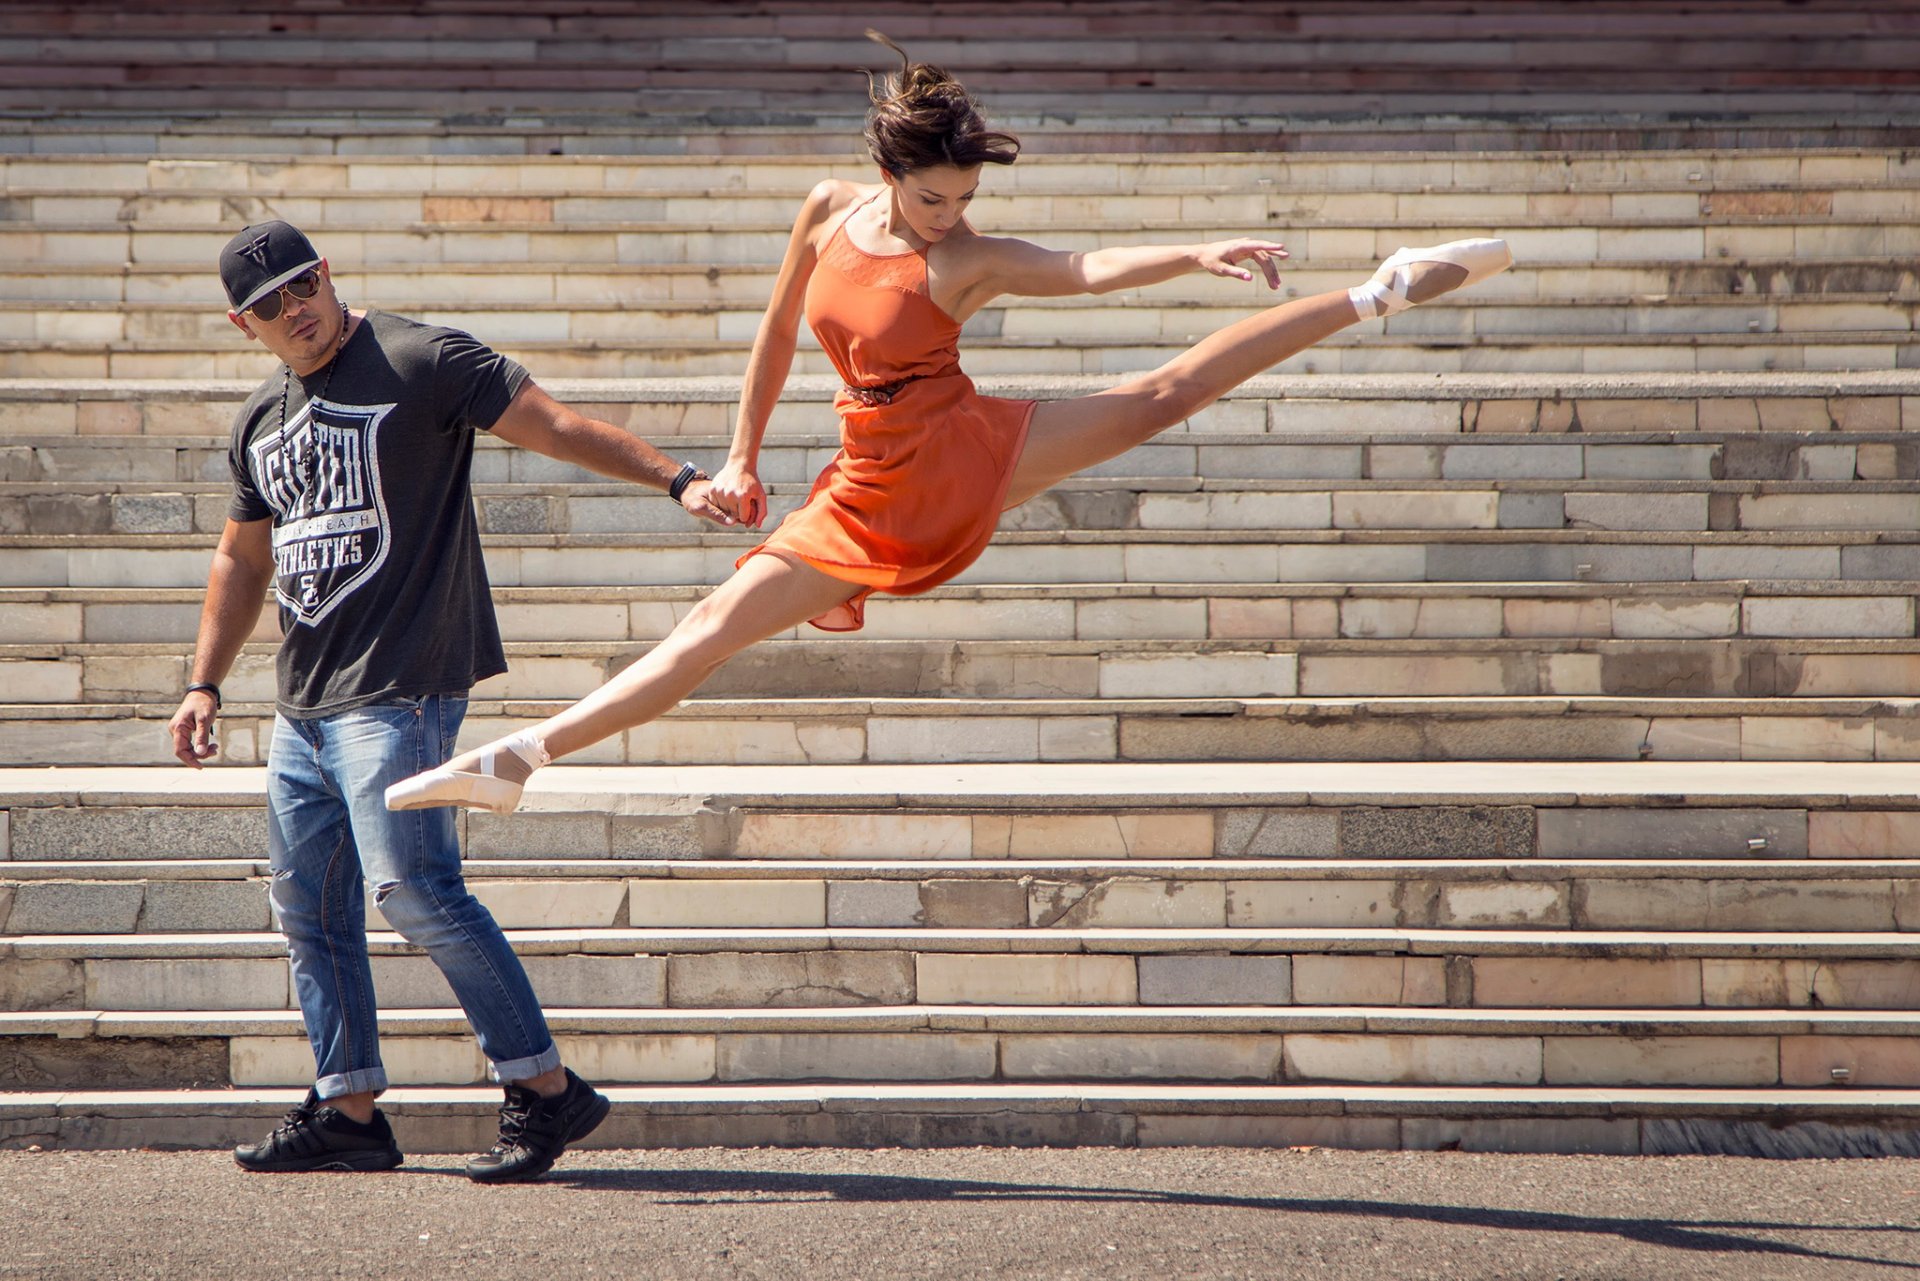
[
  {"xmin": 316, "ymin": 1067, "xmax": 389, "ymax": 1100},
  {"xmin": 489, "ymin": 1041, "xmax": 561, "ymax": 1085}
]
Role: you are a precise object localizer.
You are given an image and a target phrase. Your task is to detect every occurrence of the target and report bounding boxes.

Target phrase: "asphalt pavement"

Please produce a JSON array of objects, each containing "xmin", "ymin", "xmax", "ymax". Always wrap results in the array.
[{"xmin": 4, "ymin": 1146, "xmax": 1918, "ymax": 1279}]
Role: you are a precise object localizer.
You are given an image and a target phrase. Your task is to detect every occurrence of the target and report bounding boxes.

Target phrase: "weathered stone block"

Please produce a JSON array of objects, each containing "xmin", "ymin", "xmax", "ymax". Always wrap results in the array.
[
  {"xmin": 1291, "ymin": 956, "xmax": 1445, "ymax": 1006},
  {"xmin": 1227, "ymin": 880, "xmax": 1397, "ymax": 928},
  {"xmin": 1137, "ymin": 1115, "xmax": 1401, "ymax": 1149},
  {"xmin": 13, "ymin": 807, "xmax": 267, "ymax": 860},
  {"xmin": 6, "ymin": 881, "xmax": 145, "ymax": 933},
  {"xmin": 141, "ymin": 879, "xmax": 272, "ymax": 932},
  {"xmin": 86, "ymin": 959, "xmax": 289, "ymax": 1011},
  {"xmin": 0, "ymin": 1034, "xmax": 228, "ymax": 1089},
  {"xmin": 1339, "ymin": 806, "xmax": 1534, "ymax": 858},
  {"xmin": 717, "ymin": 1032, "xmax": 995, "ymax": 1082},
  {"xmin": 826, "ymin": 881, "xmax": 923, "ymax": 927},
  {"xmin": 916, "ymin": 953, "xmax": 1137, "ymax": 1005},
  {"xmin": 1003, "ymin": 1033, "xmax": 1283, "ymax": 1081},
  {"xmin": 1030, "ymin": 877, "xmax": 1225, "ymax": 928},
  {"xmin": 668, "ymin": 951, "xmax": 915, "ymax": 1008},
  {"xmin": 1287, "ymin": 1034, "xmax": 1541, "ymax": 1085},
  {"xmin": 556, "ymin": 1033, "xmax": 716, "ymax": 1084},
  {"xmin": 921, "ymin": 879, "xmax": 1027, "ymax": 928},
  {"xmin": 1544, "ymin": 1036, "xmax": 1777, "ymax": 1086},
  {"xmin": 0, "ymin": 959, "xmax": 84, "ymax": 1011},
  {"xmin": 1537, "ymin": 807, "xmax": 1807, "ymax": 858},
  {"xmin": 627, "ymin": 879, "xmax": 826, "ymax": 928},
  {"xmin": 1137, "ymin": 955, "xmax": 1292, "ymax": 1005},
  {"xmin": 1472, "ymin": 958, "xmax": 1700, "ymax": 1007}
]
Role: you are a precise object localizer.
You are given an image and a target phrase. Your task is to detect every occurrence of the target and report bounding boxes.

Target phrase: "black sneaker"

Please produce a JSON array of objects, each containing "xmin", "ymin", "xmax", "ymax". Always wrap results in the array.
[
  {"xmin": 465, "ymin": 1068, "xmax": 610, "ymax": 1184},
  {"xmin": 233, "ymin": 1089, "xmax": 404, "ymax": 1173}
]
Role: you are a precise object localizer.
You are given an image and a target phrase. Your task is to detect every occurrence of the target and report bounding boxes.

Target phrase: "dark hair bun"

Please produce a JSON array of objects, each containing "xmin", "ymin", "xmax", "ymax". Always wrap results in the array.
[{"xmin": 862, "ymin": 30, "xmax": 1020, "ymax": 175}]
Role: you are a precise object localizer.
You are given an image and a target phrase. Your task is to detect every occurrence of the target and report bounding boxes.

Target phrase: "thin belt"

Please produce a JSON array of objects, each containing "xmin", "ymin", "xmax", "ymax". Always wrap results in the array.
[{"xmin": 841, "ymin": 367, "xmax": 959, "ymax": 407}]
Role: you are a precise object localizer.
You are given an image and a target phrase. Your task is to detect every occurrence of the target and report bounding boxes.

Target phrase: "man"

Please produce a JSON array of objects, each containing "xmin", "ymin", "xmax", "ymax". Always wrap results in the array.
[{"xmin": 167, "ymin": 221, "xmax": 725, "ymax": 1181}]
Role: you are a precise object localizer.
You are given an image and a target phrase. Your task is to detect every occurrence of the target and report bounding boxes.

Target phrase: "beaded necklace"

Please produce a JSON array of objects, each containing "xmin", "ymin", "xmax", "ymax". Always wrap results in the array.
[{"xmin": 280, "ymin": 302, "xmax": 352, "ymax": 514}]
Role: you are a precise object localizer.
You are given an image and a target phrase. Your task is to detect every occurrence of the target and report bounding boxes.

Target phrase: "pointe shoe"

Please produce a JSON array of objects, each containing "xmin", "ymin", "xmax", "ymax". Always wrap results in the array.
[
  {"xmin": 384, "ymin": 730, "xmax": 549, "ymax": 816},
  {"xmin": 1349, "ymin": 237, "xmax": 1513, "ymax": 320}
]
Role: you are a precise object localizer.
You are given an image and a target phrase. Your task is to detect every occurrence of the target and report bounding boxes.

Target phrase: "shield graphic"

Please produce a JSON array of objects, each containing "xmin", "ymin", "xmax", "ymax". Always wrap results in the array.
[{"xmin": 249, "ymin": 395, "xmax": 396, "ymax": 627}]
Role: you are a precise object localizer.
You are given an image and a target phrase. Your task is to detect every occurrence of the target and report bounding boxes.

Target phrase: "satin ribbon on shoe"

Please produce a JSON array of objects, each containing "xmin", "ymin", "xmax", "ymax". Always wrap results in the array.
[
  {"xmin": 384, "ymin": 730, "xmax": 549, "ymax": 815},
  {"xmin": 1349, "ymin": 238, "xmax": 1513, "ymax": 319}
]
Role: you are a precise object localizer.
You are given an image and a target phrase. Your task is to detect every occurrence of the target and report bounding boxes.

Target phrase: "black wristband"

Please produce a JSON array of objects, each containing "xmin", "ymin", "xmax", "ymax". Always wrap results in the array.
[
  {"xmin": 669, "ymin": 461, "xmax": 708, "ymax": 505},
  {"xmin": 185, "ymin": 682, "xmax": 222, "ymax": 709}
]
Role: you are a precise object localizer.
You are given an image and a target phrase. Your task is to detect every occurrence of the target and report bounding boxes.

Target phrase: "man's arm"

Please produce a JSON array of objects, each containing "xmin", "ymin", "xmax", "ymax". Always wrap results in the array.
[
  {"xmin": 167, "ymin": 517, "xmax": 274, "ymax": 767},
  {"xmin": 490, "ymin": 381, "xmax": 734, "ymax": 526}
]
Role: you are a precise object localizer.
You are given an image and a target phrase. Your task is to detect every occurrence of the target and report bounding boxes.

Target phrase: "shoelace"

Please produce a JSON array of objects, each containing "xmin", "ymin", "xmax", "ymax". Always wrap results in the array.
[
  {"xmin": 491, "ymin": 1098, "xmax": 533, "ymax": 1153},
  {"xmin": 266, "ymin": 1099, "xmax": 324, "ymax": 1154}
]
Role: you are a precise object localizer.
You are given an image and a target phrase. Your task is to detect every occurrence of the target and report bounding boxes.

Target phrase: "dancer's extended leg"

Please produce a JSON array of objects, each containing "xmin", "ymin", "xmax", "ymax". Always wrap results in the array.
[
  {"xmin": 1005, "ymin": 238, "xmax": 1510, "ymax": 504},
  {"xmin": 385, "ymin": 551, "xmax": 859, "ymax": 813}
]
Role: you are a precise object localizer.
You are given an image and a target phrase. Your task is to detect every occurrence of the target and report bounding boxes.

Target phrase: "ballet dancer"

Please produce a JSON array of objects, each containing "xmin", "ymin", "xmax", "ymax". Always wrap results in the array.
[{"xmin": 386, "ymin": 33, "xmax": 1510, "ymax": 816}]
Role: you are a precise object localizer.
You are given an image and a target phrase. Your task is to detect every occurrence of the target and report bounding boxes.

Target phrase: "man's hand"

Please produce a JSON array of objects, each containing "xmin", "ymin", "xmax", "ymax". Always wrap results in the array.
[
  {"xmin": 677, "ymin": 478, "xmax": 738, "ymax": 528},
  {"xmin": 168, "ymin": 690, "xmax": 220, "ymax": 768}
]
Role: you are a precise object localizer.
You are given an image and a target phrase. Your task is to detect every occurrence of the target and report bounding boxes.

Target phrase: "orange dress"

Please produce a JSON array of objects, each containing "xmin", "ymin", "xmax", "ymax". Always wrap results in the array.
[{"xmin": 735, "ymin": 194, "xmax": 1036, "ymax": 632}]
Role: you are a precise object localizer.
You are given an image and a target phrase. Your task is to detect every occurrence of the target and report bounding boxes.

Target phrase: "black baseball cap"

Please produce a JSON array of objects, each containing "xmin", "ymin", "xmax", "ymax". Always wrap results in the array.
[{"xmin": 219, "ymin": 221, "xmax": 322, "ymax": 314}]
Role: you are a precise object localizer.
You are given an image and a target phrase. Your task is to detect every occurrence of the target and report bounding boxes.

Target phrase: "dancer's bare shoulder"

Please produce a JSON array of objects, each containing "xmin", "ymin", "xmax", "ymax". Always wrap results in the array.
[
  {"xmin": 929, "ymin": 227, "xmax": 1057, "ymax": 316},
  {"xmin": 797, "ymin": 179, "xmax": 876, "ymax": 248}
]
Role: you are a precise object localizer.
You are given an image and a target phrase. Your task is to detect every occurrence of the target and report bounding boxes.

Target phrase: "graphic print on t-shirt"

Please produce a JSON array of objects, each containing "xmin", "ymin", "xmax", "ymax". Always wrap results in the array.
[{"xmin": 248, "ymin": 395, "xmax": 397, "ymax": 626}]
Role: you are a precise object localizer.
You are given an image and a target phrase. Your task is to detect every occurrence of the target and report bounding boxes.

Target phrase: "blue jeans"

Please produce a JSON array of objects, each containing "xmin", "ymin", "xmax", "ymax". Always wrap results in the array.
[{"xmin": 265, "ymin": 694, "xmax": 560, "ymax": 1099}]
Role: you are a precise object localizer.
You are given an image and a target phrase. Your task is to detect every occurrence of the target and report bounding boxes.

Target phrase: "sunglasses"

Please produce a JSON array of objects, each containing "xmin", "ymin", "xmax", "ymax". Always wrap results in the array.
[{"xmin": 245, "ymin": 270, "xmax": 322, "ymax": 322}]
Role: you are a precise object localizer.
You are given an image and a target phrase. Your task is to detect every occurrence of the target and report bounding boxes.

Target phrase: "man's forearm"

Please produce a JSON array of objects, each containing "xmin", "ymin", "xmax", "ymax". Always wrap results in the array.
[
  {"xmin": 189, "ymin": 554, "xmax": 272, "ymax": 687},
  {"xmin": 544, "ymin": 415, "xmax": 689, "ymax": 490}
]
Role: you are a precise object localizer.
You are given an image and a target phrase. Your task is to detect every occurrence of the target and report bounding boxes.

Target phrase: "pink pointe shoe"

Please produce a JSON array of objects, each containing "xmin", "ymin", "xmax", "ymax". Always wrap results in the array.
[
  {"xmin": 384, "ymin": 729, "xmax": 549, "ymax": 816},
  {"xmin": 1349, "ymin": 238, "xmax": 1513, "ymax": 320}
]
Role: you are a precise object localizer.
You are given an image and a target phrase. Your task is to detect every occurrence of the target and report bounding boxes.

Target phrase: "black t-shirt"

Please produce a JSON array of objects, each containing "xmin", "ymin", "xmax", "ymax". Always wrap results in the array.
[{"xmin": 228, "ymin": 309, "xmax": 528, "ymax": 718}]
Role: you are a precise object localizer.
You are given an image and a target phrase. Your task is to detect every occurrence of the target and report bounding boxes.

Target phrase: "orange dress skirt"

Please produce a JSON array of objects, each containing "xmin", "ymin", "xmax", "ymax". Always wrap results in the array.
[{"xmin": 735, "ymin": 197, "xmax": 1035, "ymax": 632}]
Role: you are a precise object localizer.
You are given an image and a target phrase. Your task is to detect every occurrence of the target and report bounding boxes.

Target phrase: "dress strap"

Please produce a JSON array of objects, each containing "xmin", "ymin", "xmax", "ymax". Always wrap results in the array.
[{"xmin": 825, "ymin": 187, "xmax": 888, "ymax": 253}]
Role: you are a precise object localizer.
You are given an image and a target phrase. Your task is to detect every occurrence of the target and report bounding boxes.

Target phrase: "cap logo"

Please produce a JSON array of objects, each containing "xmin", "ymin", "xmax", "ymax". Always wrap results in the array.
[{"xmin": 238, "ymin": 232, "xmax": 273, "ymax": 269}]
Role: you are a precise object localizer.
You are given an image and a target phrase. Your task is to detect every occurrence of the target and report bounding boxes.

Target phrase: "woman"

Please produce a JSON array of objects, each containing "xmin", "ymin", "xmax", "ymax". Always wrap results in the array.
[{"xmin": 387, "ymin": 34, "xmax": 1509, "ymax": 815}]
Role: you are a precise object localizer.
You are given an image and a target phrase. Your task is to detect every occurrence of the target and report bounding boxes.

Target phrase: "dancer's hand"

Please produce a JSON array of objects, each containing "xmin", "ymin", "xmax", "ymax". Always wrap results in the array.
[
  {"xmin": 167, "ymin": 690, "xmax": 220, "ymax": 769},
  {"xmin": 677, "ymin": 477, "xmax": 738, "ymax": 527},
  {"xmin": 1196, "ymin": 239, "xmax": 1288, "ymax": 289},
  {"xmin": 707, "ymin": 461, "xmax": 768, "ymax": 529}
]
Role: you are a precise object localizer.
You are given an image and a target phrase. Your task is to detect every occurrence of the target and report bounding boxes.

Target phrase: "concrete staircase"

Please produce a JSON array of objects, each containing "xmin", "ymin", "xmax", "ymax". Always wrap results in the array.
[
  {"xmin": 5, "ymin": 3, "xmax": 1920, "ymax": 1155},
  {"xmin": 8, "ymin": 762, "xmax": 1920, "ymax": 1154}
]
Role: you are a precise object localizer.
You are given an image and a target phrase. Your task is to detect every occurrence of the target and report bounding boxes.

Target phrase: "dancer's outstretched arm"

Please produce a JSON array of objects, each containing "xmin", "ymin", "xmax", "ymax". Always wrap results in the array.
[
  {"xmin": 708, "ymin": 179, "xmax": 850, "ymax": 530},
  {"xmin": 932, "ymin": 234, "xmax": 1288, "ymax": 323}
]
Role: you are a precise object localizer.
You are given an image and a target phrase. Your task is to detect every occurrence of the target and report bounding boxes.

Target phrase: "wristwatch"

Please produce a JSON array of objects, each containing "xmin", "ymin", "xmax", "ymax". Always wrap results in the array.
[
  {"xmin": 669, "ymin": 461, "xmax": 709, "ymax": 505},
  {"xmin": 185, "ymin": 681, "xmax": 222, "ymax": 709}
]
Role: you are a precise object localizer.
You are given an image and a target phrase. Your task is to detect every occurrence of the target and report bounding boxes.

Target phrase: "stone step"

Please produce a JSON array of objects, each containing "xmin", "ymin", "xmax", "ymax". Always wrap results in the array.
[
  {"xmin": 7, "ymin": 1005, "xmax": 1920, "ymax": 1092},
  {"xmin": 2, "ymin": 759, "xmax": 1915, "ymax": 861},
  {"xmin": 5, "ymin": 29, "xmax": 1905, "ymax": 74},
  {"xmin": 11, "ymin": 693, "xmax": 1920, "ymax": 769},
  {"xmin": 9, "ymin": 1082, "xmax": 1919, "ymax": 1155},
  {"xmin": 6, "ymin": 2, "xmax": 1902, "ymax": 41},
  {"xmin": 10, "ymin": 857, "xmax": 1920, "ymax": 934},
  {"xmin": 12, "ymin": 112, "xmax": 1920, "ymax": 158},
  {"xmin": 12, "ymin": 924, "xmax": 1920, "ymax": 1016},
  {"xmin": 5, "ymin": 189, "xmax": 1913, "ymax": 235},
  {"xmin": 5, "ymin": 296, "xmax": 1912, "ymax": 352},
  {"xmin": 3, "ymin": 219, "xmax": 1906, "ymax": 269},
  {"xmin": 0, "ymin": 149, "xmax": 1898, "ymax": 197},
  {"xmin": 4, "ymin": 161, "xmax": 1904, "ymax": 199},
  {"xmin": 12, "ymin": 529, "xmax": 1920, "ymax": 591},
  {"xmin": 19, "ymin": 477, "xmax": 1920, "ymax": 539},
  {"xmin": 8, "ymin": 581, "xmax": 1913, "ymax": 644},
  {"xmin": 7, "ymin": 80, "xmax": 1909, "ymax": 117},
  {"xmin": 4, "ymin": 370, "xmax": 1911, "ymax": 441},
  {"xmin": 14, "ymin": 634, "xmax": 1920, "ymax": 704},
  {"xmin": 8, "ymin": 331, "xmax": 1905, "ymax": 379},
  {"xmin": 5, "ymin": 258, "xmax": 1910, "ymax": 312}
]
